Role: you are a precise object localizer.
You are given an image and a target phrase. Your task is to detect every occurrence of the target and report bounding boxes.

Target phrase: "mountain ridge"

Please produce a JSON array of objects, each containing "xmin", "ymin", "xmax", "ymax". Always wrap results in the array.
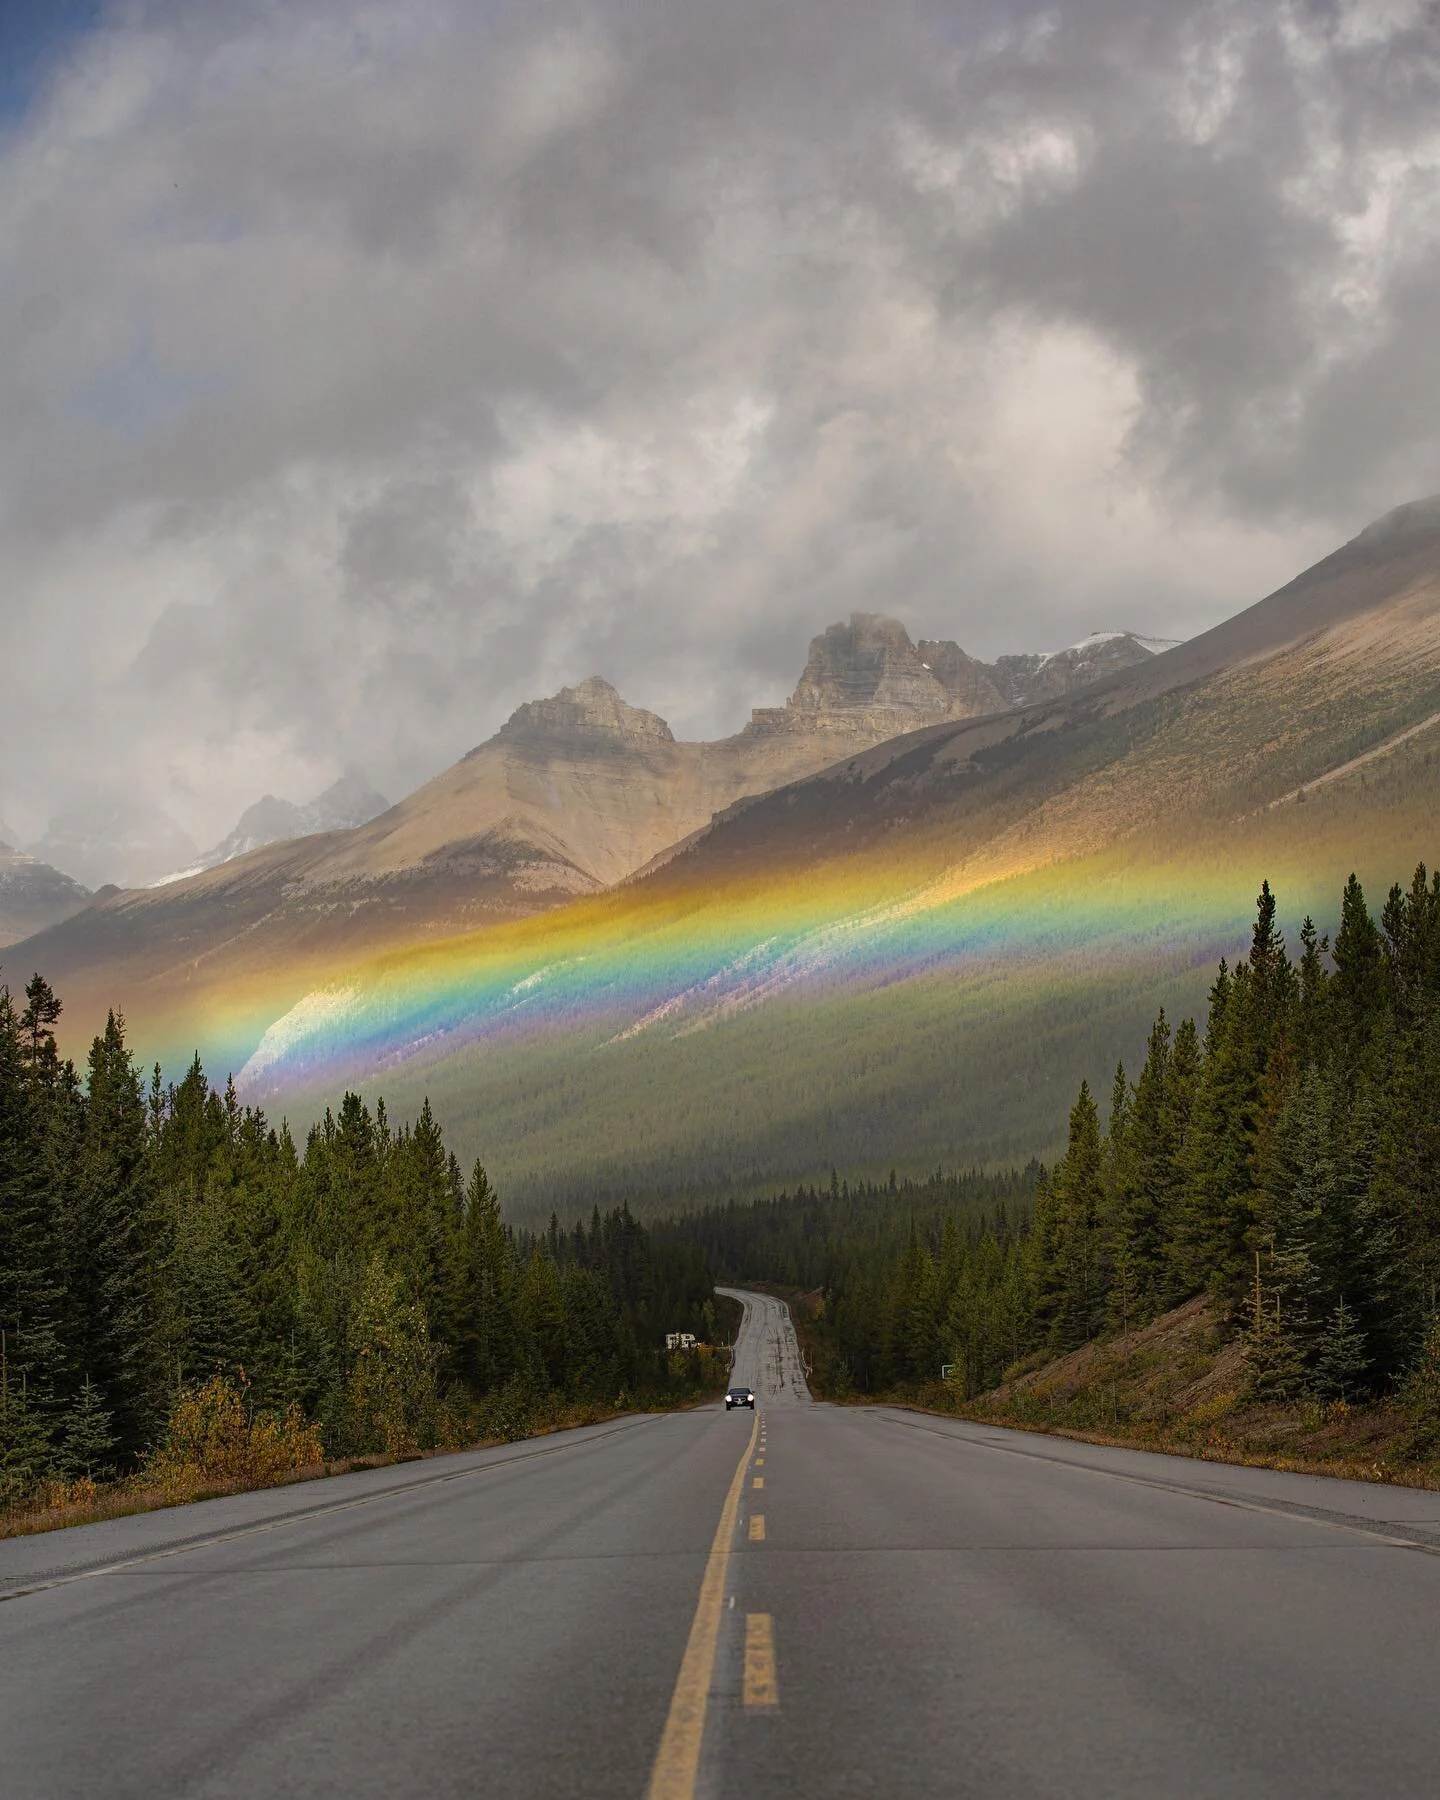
[
  {"xmin": 12, "ymin": 612, "xmax": 1169, "ymax": 1035},
  {"xmin": 204, "ymin": 495, "xmax": 1440, "ymax": 1214},
  {"xmin": 172, "ymin": 768, "xmax": 392, "ymax": 881}
]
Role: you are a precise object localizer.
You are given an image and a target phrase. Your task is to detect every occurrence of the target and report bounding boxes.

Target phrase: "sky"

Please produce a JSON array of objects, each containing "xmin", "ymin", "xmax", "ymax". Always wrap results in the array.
[{"xmin": 2, "ymin": 0, "xmax": 1439, "ymax": 856}]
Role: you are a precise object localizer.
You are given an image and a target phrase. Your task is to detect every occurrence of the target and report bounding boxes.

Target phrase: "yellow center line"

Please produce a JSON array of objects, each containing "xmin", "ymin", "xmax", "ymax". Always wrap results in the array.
[
  {"xmin": 748, "ymin": 1514, "xmax": 766, "ymax": 1541},
  {"xmin": 743, "ymin": 1613, "xmax": 779, "ymax": 1708},
  {"xmin": 752, "ymin": 1476, "xmax": 764, "ymax": 1489},
  {"xmin": 644, "ymin": 1412, "xmax": 758, "ymax": 1800}
]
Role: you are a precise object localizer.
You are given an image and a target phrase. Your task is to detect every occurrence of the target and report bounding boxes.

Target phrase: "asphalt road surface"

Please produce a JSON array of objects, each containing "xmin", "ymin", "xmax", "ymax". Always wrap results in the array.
[{"xmin": 8, "ymin": 1290, "xmax": 1440, "ymax": 1797}]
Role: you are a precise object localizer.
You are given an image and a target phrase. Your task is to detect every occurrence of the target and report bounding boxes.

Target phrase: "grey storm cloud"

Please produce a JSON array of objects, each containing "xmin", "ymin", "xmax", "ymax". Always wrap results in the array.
[{"xmin": 2, "ymin": 0, "xmax": 1439, "ymax": 850}]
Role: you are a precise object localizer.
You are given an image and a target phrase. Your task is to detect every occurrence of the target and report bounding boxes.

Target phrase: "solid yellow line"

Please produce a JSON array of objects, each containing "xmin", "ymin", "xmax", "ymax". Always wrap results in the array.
[
  {"xmin": 743, "ymin": 1613, "xmax": 779, "ymax": 1708},
  {"xmin": 748, "ymin": 1514, "xmax": 766, "ymax": 1541},
  {"xmin": 644, "ymin": 1412, "xmax": 758, "ymax": 1800}
]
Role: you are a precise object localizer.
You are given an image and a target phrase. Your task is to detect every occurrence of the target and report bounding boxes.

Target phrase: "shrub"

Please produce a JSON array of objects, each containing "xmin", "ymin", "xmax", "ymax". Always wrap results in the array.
[{"xmin": 147, "ymin": 1375, "xmax": 323, "ymax": 1497}]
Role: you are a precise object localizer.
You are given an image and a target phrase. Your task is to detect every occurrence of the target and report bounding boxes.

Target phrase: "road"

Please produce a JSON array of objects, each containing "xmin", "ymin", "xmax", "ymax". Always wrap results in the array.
[{"xmin": 7, "ymin": 1290, "xmax": 1440, "ymax": 1796}]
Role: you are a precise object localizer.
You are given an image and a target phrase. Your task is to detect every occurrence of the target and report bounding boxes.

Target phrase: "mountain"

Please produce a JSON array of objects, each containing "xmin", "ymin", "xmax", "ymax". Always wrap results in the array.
[
  {"xmin": 166, "ymin": 496, "xmax": 1440, "ymax": 1217},
  {"xmin": 180, "ymin": 769, "xmax": 391, "ymax": 877},
  {"xmin": 13, "ymin": 615, "xmax": 1167, "ymax": 1058},
  {"xmin": 31, "ymin": 801, "xmax": 198, "ymax": 892},
  {"xmin": 986, "ymin": 632, "xmax": 1182, "ymax": 706},
  {"xmin": 743, "ymin": 615, "xmax": 1165, "ymax": 736},
  {"xmin": 0, "ymin": 845, "xmax": 92, "ymax": 949}
]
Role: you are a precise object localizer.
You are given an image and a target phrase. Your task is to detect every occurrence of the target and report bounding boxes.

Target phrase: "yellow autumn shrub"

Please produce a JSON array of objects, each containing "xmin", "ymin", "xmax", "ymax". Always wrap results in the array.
[{"xmin": 148, "ymin": 1375, "xmax": 324, "ymax": 1497}]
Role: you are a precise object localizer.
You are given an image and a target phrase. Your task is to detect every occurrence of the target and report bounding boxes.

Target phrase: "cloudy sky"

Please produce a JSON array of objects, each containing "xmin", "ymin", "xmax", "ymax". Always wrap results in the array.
[{"xmin": 2, "ymin": 0, "xmax": 1439, "ymax": 854}]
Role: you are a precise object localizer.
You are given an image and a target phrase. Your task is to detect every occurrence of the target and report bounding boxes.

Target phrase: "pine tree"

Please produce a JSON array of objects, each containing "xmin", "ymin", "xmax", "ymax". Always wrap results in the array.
[
  {"xmin": 0, "ymin": 985, "xmax": 63, "ymax": 1436},
  {"xmin": 61, "ymin": 1376, "xmax": 118, "ymax": 1480},
  {"xmin": 63, "ymin": 1012, "xmax": 167, "ymax": 1454},
  {"xmin": 1332, "ymin": 873, "xmax": 1384, "ymax": 1076},
  {"xmin": 1312, "ymin": 1299, "xmax": 1369, "ymax": 1403},
  {"xmin": 1044, "ymin": 1082, "xmax": 1109, "ymax": 1352}
]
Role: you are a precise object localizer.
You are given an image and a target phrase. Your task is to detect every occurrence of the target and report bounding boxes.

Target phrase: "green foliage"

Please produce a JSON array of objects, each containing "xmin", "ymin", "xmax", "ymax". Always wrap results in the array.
[
  {"xmin": 657, "ymin": 1165, "xmax": 1039, "ymax": 1397},
  {"xmin": 662, "ymin": 863, "xmax": 1440, "ymax": 1428},
  {"xmin": 59, "ymin": 1376, "xmax": 117, "ymax": 1481},
  {"xmin": 0, "ymin": 973, "xmax": 726, "ymax": 1502},
  {"xmin": 1038, "ymin": 867, "xmax": 1440, "ymax": 1407}
]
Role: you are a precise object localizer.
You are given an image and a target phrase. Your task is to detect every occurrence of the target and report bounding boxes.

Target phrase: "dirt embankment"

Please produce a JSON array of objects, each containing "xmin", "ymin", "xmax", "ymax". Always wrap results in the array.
[{"xmin": 885, "ymin": 1297, "xmax": 1440, "ymax": 1489}]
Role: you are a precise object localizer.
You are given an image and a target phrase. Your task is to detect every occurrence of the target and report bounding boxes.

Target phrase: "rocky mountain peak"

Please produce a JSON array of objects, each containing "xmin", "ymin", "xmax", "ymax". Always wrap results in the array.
[
  {"xmin": 747, "ymin": 614, "xmax": 1173, "ymax": 738},
  {"xmin": 496, "ymin": 677, "xmax": 675, "ymax": 751},
  {"xmin": 748, "ymin": 614, "xmax": 1002, "ymax": 736},
  {"xmin": 787, "ymin": 614, "xmax": 948, "ymax": 715},
  {"xmin": 175, "ymin": 767, "xmax": 393, "ymax": 881}
]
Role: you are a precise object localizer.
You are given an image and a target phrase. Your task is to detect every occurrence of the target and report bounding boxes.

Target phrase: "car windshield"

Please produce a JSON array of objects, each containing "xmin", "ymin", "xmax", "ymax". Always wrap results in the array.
[{"xmin": 728, "ymin": 1388, "xmax": 750, "ymax": 1398}]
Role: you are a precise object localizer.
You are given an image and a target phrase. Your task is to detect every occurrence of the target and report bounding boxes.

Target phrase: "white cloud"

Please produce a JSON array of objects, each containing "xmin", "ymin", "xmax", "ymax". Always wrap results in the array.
[{"xmin": 1, "ymin": 0, "xmax": 1437, "ymax": 847}]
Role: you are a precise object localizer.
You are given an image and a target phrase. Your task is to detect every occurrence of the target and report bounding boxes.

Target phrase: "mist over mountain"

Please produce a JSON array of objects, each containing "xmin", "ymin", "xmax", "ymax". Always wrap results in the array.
[
  {"xmin": 0, "ymin": 844, "xmax": 91, "ymax": 949},
  {"xmin": 180, "ymin": 769, "xmax": 391, "ymax": 879},
  {"xmin": 30, "ymin": 801, "xmax": 198, "ymax": 893}
]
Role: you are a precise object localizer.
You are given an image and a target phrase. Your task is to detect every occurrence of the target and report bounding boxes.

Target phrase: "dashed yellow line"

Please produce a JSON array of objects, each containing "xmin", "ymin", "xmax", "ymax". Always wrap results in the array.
[
  {"xmin": 748, "ymin": 1514, "xmax": 766, "ymax": 1542},
  {"xmin": 752, "ymin": 1476, "xmax": 764, "ymax": 1489},
  {"xmin": 743, "ymin": 1613, "xmax": 779, "ymax": 1708},
  {"xmin": 644, "ymin": 1412, "xmax": 758, "ymax": 1800}
]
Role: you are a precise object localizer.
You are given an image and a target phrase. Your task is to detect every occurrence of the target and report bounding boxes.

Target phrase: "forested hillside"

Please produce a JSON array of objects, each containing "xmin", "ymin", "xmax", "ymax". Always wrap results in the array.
[
  {"xmin": 0, "ymin": 978, "xmax": 720, "ymax": 1507},
  {"xmin": 666, "ymin": 864, "xmax": 1440, "ymax": 1424}
]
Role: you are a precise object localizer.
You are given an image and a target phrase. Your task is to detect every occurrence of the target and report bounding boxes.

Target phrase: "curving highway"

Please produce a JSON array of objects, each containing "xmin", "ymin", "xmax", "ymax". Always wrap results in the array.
[{"xmin": 7, "ymin": 1290, "xmax": 1440, "ymax": 1796}]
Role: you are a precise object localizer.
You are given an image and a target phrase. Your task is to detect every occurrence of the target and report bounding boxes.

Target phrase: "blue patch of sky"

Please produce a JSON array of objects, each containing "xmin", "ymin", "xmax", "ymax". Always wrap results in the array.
[{"xmin": 0, "ymin": 0, "xmax": 107, "ymax": 125}]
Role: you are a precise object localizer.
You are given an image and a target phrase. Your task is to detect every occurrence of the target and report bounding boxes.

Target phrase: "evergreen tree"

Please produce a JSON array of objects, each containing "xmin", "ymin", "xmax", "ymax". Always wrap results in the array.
[
  {"xmin": 61, "ymin": 1376, "xmax": 118, "ymax": 1480},
  {"xmin": 63, "ymin": 1013, "xmax": 166, "ymax": 1453}
]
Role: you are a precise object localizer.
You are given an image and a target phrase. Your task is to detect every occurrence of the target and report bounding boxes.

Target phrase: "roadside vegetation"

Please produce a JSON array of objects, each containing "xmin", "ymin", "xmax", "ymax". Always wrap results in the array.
[
  {"xmin": 0, "ymin": 979, "xmax": 729, "ymax": 1534},
  {"xmin": 667, "ymin": 864, "xmax": 1440, "ymax": 1484}
]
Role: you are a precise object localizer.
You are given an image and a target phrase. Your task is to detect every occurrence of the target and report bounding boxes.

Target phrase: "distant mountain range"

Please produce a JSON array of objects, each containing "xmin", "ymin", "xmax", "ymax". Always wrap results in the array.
[
  {"xmin": 164, "ymin": 769, "xmax": 391, "ymax": 882},
  {"xmin": 68, "ymin": 491, "xmax": 1434, "ymax": 1219},
  {"xmin": 30, "ymin": 801, "xmax": 198, "ymax": 894},
  {"xmin": 9, "ymin": 616, "xmax": 1170, "ymax": 1009},
  {"xmin": 0, "ymin": 843, "xmax": 91, "ymax": 950}
]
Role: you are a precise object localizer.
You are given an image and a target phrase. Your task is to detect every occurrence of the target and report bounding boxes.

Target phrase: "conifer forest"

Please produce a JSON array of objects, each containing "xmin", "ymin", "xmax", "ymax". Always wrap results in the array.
[
  {"xmin": 6, "ymin": 862, "xmax": 1440, "ymax": 1510},
  {"xmin": 669, "ymin": 866, "xmax": 1440, "ymax": 1418},
  {"xmin": 0, "ymin": 981, "xmax": 721, "ymax": 1504}
]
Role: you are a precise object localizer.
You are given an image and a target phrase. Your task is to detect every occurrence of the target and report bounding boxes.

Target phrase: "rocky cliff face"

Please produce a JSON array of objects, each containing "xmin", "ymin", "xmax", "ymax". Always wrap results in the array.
[
  {"xmin": 748, "ymin": 614, "xmax": 1166, "ymax": 739},
  {"xmin": 496, "ymin": 677, "xmax": 675, "ymax": 751}
]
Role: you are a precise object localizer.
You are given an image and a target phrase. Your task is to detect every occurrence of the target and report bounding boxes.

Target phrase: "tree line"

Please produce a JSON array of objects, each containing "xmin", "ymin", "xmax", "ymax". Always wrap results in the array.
[
  {"xmin": 655, "ymin": 1165, "xmax": 1038, "ymax": 1396},
  {"xmin": 663, "ymin": 866, "xmax": 1440, "ymax": 1410},
  {"xmin": 0, "ymin": 977, "xmax": 721, "ymax": 1501},
  {"xmin": 1031, "ymin": 867, "xmax": 1440, "ymax": 1402}
]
